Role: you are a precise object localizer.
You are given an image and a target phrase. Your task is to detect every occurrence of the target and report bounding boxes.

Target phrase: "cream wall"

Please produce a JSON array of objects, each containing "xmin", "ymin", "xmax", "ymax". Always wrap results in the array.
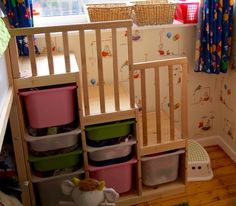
[{"xmin": 36, "ymin": 25, "xmax": 221, "ymax": 139}]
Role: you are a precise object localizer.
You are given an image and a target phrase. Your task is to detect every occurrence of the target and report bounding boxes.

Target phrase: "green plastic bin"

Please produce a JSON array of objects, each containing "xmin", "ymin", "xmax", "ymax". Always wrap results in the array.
[
  {"xmin": 85, "ymin": 120, "xmax": 135, "ymax": 141},
  {"xmin": 29, "ymin": 148, "xmax": 82, "ymax": 172}
]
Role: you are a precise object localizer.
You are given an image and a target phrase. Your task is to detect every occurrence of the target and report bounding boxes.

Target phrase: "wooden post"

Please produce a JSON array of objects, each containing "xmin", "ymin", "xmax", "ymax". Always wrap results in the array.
[
  {"xmin": 141, "ymin": 69, "xmax": 147, "ymax": 146},
  {"xmin": 8, "ymin": 38, "xmax": 20, "ymax": 78},
  {"xmin": 168, "ymin": 65, "xmax": 175, "ymax": 141},
  {"xmin": 181, "ymin": 63, "xmax": 188, "ymax": 140},
  {"xmin": 127, "ymin": 26, "xmax": 135, "ymax": 108},
  {"xmin": 27, "ymin": 35, "xmax": 37, "ymax": 76},
  {"xmin": 62, "ymin": 31, "xmax": 71, "ymax": 72},
  {"xmin": 96, "ymin": 29, "xmax": 105, "ymax": 113},
  {"xmin": 75, "ymin": 72, "xmax": 89, "ymax": 177},
  {"xmin": 79, "ymin": 30, "xmax": 90, "ymax": 115},
  {"xmin": 155, "ymin": 67, "xmax": 161, "ymax": 143},
  {"xmin": 45, "ymin": 33, "xmax": 54, "ymax": 74},
  {"xmin": 112, "ymin": 28, "xmax": 120, "ymax": 111}
]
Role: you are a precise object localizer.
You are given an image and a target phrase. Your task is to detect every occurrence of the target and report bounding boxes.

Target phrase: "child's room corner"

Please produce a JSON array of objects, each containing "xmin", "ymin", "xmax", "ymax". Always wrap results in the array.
[{"xmin": 1, "ymin": 0, "xmax": 236, "ymax": 206}]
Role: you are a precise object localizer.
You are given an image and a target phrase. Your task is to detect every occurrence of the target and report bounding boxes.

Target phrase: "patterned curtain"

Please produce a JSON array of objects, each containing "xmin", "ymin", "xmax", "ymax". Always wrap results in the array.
[
  {"xmin": 195, "ymin": 0, "xmax": 233, "ymax": 74},
  {"xmin": 3, "ymin": 0, "xmax": 39, "ymax": 56}
]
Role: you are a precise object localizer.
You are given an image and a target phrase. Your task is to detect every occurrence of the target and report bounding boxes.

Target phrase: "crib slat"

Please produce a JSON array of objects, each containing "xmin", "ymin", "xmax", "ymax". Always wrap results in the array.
[
  {"xmin": 27, "ymin": 35, "xmax": 37, "ymax": 76},
  {"xmin": 168, "ymin": 65, "xmax": 175, "ymax": 141},
  {"xmin": 45, "ymin": 33, "xmax": 54, "ymax": 74},
  {"xmin": 79, "ymin": 30, "xmax": 90, "ymax": 115},
  {"xmin": 62, "ymin": 31, "xmax": 71, "ymax": 72},
  {"xmin": 96, "ymin": 29, "xmax": 105, "ymax": 113},
  {"xmin": 155, "ymin": 68, "xmax": 162, "ymax": 143},
  {"xmin": 141, "ymin": 70, "xmax": 148, "ymax": 146},
  {"xmin": 127, "ymin": 26, "xmax": 135, "ymax": 109},
  {"xmin": 8, "ymin": 38, "xmax": 20, "ymax": 78},
  {"xmin": 181, "ymin": 63, "xmax": 188, "ymax": 139},
  {"xmin": 112, "ymin": 28, "xmax": 120, "ymax": 111}
]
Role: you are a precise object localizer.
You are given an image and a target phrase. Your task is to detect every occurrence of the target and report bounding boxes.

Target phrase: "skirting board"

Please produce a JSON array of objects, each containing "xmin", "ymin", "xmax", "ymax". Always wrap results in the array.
[{"xmin": 192, "ymin": 136, "xmax": 236, "ymax": 163}]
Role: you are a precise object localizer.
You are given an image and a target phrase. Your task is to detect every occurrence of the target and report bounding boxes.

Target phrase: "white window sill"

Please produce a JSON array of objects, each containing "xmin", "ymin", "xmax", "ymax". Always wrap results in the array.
[
  {"xmin": 34, "ymin": 14, "xmax": 197, "ymax": 28},
  {"xmin": 33, "ymin": 14, "xmax": 90, "ymax": 27}
]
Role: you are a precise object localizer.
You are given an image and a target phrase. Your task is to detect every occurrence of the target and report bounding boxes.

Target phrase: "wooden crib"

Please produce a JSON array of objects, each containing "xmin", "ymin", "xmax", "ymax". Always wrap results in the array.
[{"xmin": 7, "ymin": 20, "xmax": 188, "ymax": 206}]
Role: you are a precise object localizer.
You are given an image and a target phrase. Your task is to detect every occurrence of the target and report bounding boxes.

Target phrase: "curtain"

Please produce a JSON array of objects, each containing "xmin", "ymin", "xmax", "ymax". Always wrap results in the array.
[
  {"xmin": 3, "ymin": 0, "xmax": 39, "ymax": 56},
  {"xmin": 195, "ymin": 0, "xmax": 233, "ymax": 74}
]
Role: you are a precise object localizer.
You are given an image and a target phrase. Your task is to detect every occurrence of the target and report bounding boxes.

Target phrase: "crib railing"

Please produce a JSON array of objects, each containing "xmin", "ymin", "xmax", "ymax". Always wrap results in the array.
[
  {"xmin": 133, "ymin": 57, "xmax": 188, "ymax": 154},
  {"xmin": 8, "ymin": 20, "xmax": 135, "ymax": 115}
]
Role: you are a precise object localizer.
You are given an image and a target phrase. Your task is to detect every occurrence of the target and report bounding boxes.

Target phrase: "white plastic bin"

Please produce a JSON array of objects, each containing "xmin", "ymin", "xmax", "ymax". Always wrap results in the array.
[
  {"xmin": 141, "ymin": 149, "xmax": 184, "ymax": 186},
  {"xmin": 26, "ymin": 128, "xmax": 80, "ymax": 155},
  {"xmin": 37, "ymin": 171, "xmax": 84, "ymax": 206}
]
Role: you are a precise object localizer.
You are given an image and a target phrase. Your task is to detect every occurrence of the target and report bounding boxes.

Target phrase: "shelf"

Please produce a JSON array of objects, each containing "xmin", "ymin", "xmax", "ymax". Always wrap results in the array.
[
  {"xmin": 31, "ymin": 168, "xmax": 85, "ymax": 183},
  {"xmin": 117, "ymin": 179, "xmax": 186, "ymax": 206},
  {"xmin": 25, "ymin": 127, "xmax": 81, "ymax": 142},
  {"xmin": 140, "ymin": 139, "xmax": 187, "ymax": 156},
  {"xmin": 87, "ymin": 137, "xmax": 136, "ymax": 152}
]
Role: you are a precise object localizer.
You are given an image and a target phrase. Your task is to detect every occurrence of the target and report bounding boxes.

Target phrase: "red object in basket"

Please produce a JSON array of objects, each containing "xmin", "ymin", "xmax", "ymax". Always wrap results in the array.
[{"xmin": 174, "ymin": 1, "xmax": 199, "ymax": 24}]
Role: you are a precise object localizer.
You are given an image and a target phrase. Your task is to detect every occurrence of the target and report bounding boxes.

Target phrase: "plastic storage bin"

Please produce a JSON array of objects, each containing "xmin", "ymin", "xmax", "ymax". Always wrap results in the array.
[
  {"xmin": 19, "ymin": 85, "xmax": 77, "ymax": 129},
  {"xmin": 89, "ymin": 158, "xmax": 137, "ymax": 193},
  {"xmin": 37, "ymin": 171, "xmax": 84, "ymax": 206},
  {"xmin": 85, "ymin": 120, "xmax": 134, "ymax": 141},
  {"xmin": 141, "ymin": 150, "xmax": 184, "ymax": 186},
  {"xmin": 88, "ymin": 139, "xmax": 135, "ymax": 166},
  {"xmin": 174, "ymin": 1, "xmax": 199, "ymax": 23},
  {"xmin": 29, "ymin": 148, "xmax": 82, "ymax": 172},
  {"xmin": 27, "ymin": 128, "xmax": 80, "ymax": 156}
]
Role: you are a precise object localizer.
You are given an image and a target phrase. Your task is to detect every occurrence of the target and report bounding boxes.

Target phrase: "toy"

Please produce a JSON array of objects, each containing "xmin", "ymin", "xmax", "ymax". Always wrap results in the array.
[
  {"xmin": 0, "ymin": 191, "xmax": 22, "ymax": 206},
  {"xmin": 61, "ymin": 178, "xmax": 119, "ymax": 206}
]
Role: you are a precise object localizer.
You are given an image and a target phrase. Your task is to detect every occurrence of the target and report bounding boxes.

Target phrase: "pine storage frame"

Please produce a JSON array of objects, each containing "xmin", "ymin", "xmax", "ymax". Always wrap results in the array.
[{"xmin": 6, "ymin": 20, "xmax": 188, "ymax": 206}]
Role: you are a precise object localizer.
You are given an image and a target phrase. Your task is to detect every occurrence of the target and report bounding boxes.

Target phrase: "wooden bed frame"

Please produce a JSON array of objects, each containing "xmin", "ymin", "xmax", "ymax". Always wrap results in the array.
[{"xmin": 6, "ymin": 20, "xmax": 188, "ymax": 206}]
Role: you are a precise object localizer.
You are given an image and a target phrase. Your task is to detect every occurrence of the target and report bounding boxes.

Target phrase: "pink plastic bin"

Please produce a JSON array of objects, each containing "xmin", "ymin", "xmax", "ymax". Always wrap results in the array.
[
  {"xmin": 20, "ymin": 85, "xmax": 76, "ymax": 129},
  {"xmin": 88, "ymin": 158, "xmax": 137, "ymax": 193}
]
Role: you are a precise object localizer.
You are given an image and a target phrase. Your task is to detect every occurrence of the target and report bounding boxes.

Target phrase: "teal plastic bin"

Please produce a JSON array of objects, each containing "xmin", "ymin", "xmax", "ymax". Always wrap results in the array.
[{"xmin": 85, "ymin": 120, "xmax": 135, "ymax": 141}]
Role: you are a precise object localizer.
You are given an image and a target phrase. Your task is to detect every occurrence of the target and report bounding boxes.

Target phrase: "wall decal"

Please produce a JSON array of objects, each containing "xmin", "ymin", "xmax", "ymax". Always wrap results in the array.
[
  {"xmin": 198, "ymin": 112, "xmax": 215, "ymax": 131},
  {"xmin": 101, "ymin": 45, "xmax": 112, "ymax": 57},
  {"xmin": 220, "ymin": 78, "xmax": 233, "ymax": 111},
  {"xmin": 224, "ymin": 118, "xmax": 235, "ymax": 139},
  {"xmin": 192, "ymin": 84, "xmax": 212, "ymax": 105},
  {"xmin": 90, "ymin": 78, "xmax": 97, "ymax": 86}
]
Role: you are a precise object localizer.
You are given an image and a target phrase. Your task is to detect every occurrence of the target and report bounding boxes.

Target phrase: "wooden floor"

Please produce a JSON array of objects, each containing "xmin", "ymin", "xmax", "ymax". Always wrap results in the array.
[{"xmin": 136, "ymin": 146, "xmax": 236, "ymax": 206}]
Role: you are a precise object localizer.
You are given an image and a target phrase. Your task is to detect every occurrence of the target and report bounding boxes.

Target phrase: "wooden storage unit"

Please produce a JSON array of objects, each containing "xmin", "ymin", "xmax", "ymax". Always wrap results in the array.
[{"xmin": 6, "ymin": 20, "xmax": 188, "ymax": 206}]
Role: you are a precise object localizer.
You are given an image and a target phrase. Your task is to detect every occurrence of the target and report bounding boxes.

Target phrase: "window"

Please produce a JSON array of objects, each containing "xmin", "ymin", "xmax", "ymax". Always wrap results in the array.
[
  {"xmin": 32, "ymin": 0, "xmax": 199, "ymax": 26},
  {"xmin": 32, "ymin": 0, "xmax": 129, "ymax": 26}
]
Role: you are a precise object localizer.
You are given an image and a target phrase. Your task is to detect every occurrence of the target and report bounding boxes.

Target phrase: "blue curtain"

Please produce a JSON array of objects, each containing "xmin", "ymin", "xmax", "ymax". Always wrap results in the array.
[
  {"xmin": 3, "ymin": 0, "xmax": 39, "ymax": 56},
  {"xmin": 195, "ymin": 0, "xmax": 233, "ymax": 74}
]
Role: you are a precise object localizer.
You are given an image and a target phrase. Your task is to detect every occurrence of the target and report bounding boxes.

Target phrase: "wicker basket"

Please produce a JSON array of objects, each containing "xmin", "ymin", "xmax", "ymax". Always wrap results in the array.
[
  {"xmin": 87, "ymin": 3, "xmax": 133, "ymax": 22},
  {"xmin": 133, "ymin": 0, "xmax": 176, "ymax": 25}
]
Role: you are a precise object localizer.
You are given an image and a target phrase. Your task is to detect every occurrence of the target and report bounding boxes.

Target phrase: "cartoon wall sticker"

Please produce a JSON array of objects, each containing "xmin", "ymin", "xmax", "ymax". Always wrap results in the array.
[
  {"xmin": 121, "ymin": 60, "xmax": 129, "ymax": 70},
  {"xmin": 133, "ymin": 71, "xmax": 140, "ymax": 79},
  {"xmin": 132, "ymin": 30, "xmax": 141, "ymax": 41},
  {"xmin": 198, "ymin": 112, "xmax": 215, "ymax": 131},
  {"xmin": 101, "ymin": 45, "xmax": 112, "ymax": 57},
  {"xmin": 172, "ymin": 33, "xmax": 180, "ymax": 41},
  {"xmin": 124, "ymin": 30, "xmax": 142, "ymax": 41},
  {"xmin": 90, "ymin": 78, "xmax": 97, "ymax": 86},
  {"xmin": 135, "ymin": 96, "xmax": 142, "ymax": 111},
  {"xmin": 224, "ymin": 118, "xmax": 235, "ymax": 139},
  {"xmin": 158, "ymin": 29, "xmax": 165, "ymax": 56},
  {"xmin": 166, "ymin": 32, "xmax": 172, "ymax": 39},
  {"xmin": 220, "ymin": 78, "xmax": 233, "ymax": 111},
  {"xmin": 40, "ymin": 37, "xmax": 56, "ymax": 54},
  {"xmin": 192, "ymin": 84, "xmax": 212, "ymax": 105},
  {"xmin": 174, "ymin": 66, "xmax": 182, "ymax": 84}
]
